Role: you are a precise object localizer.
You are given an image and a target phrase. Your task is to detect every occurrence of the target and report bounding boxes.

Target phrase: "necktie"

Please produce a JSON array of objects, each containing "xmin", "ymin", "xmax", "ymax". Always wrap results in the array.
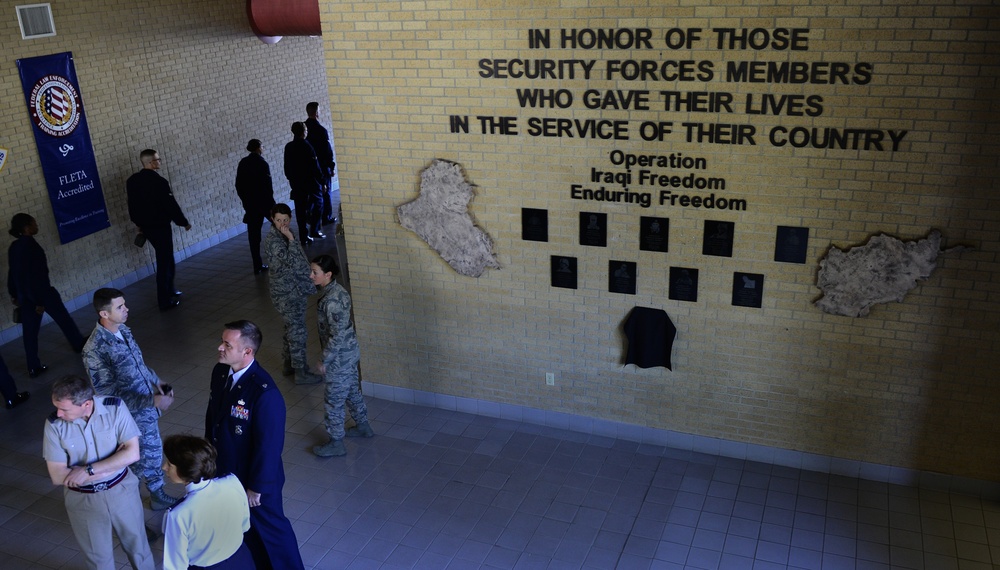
[{"xmin": 216, "ymin": 374, "xmax": 234, "ymax": 420}]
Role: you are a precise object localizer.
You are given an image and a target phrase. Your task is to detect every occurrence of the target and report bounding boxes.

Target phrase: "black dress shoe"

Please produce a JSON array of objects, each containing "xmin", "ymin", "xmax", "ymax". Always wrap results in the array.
[
  {"xmin": 172, "ymin": 290, "xmax": 183, "ymax": 297},
  {"xmin": 28, "ymin": 365, "xmax": 48, "ymax": 378},
  {"xmin": 5, "ymin": 391, "xmax": 29, "ymax": 409},
  {"xmin": 159, "ymin": 299, "xmax": 180, "ymax": 311},
  {"xmin": 254, "ymin": 264, "xmax": 269, "ymax": 275},
  {"xmin": 301, "ymin": 236, "xmax": 314, "ymax": 247},
  {"xmin": 310, "ymin": 231, "xmax": 326, "ymax": 239}
]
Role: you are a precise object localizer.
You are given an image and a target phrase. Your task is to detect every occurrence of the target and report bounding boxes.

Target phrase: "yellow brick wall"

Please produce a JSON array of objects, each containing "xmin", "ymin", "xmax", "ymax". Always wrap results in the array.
[
  {"xmin": 0, "ymin": 0, "xmax": 328, "ymax": 306},
  {"xmin": 321, "ymin": 0, "xmax": 1000, "ymax": 479}
]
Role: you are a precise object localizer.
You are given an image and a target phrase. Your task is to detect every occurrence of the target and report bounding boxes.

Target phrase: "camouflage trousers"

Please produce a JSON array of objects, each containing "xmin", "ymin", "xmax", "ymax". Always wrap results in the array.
[
  {"xmin": 324, "ymin": 350, "xmax": 368, "ymax": 441},
  {"xmin": 130, "ymin": 406, "xmax": 164, "ymax": 492},
  {"xmin": 273, "ymin": 294, "xmax": 309, "ymax": 369}
]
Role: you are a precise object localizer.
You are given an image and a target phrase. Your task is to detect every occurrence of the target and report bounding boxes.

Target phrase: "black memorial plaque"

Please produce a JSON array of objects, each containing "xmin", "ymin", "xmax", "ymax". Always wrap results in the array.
[
  {"xmin": 579, "ymin": 212, "xmax": 607, "ymax": 247},
  {"xmin": 609, "ymin": 260, "xmax": 637, "ymax": 295},
  {"xmin": 521, "ymin": 208, "xmax": 548, "ymax": 242},
  {"xmin": 774, "ymin": 225, "xmax": 809, "ymax": 264},
  {"xmin": 551, "ymin": 256, "xmax": 578, "ymax": 289},
  {"xmin": 702, "ymin": 220, "xmax": 734, "ymax": 257},
  {"xmin": 639, "ymin": 216, "xmax": 669, "ymax": 253},
  {"xmin": 669, "ymin": 267, "xmax": 699, "ymax": 302},
  {"xmin": 732, "ymin": 272, "xmax": 764, "ymax": 308}
]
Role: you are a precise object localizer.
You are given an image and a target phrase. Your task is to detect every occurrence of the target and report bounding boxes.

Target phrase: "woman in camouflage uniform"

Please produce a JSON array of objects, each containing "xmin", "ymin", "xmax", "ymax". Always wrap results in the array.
[
  {"xmin": 262, "ymin": 203, "xmax": 321, "ymax": 385},
  {"xmin": 309, "ymin": 254, "xmax": 373, "ymax": 457}
]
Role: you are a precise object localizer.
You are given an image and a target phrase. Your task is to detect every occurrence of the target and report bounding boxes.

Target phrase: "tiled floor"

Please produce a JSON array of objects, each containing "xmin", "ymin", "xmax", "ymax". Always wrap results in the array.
[{"xmin": 0, "ymin": 230, "xmax": 998, "ymax": 569}]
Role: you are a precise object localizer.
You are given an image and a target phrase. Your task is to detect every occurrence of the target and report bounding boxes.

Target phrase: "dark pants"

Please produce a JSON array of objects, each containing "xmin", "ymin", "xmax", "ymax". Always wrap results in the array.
[
  {"xmin": 0, "ymin": 354, "xmax": 19, "ymax": 401},
  {"xmin": 320, "ymin": 174, "xmax": 334, "ymax": 223},
  {"xmin": 244, "ymin": 492, "xmax": 304, "ymax": 570},
  {"xmin": 145, "ymin": 225, "xmax": 177, "ymax": 308},
  {"xmin": 246, "ymin": 215, "xmax": 265, "ymax": 271},
  {"xmin": 291, "ymin": 196, "xmax": 320, "ymax": 244},
  {"xmin": 20, "ymin": 286, "xmax": 85, "ymax": 369}
]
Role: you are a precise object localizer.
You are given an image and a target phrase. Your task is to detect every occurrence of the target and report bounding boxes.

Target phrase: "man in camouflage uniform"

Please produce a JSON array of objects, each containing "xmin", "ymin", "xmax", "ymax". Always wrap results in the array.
[
  {"xmin": 263, "ymin": 203, "xmax": 322, "ymax": 385},
  {"xmin": 81, "ymin": 288, "xmax": 178, "ymax": 510}
]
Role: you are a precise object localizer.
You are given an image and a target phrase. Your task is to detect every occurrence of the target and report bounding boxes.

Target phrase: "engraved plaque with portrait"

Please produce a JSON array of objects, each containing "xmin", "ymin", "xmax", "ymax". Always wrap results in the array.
[
  {"xmin": 774, "ymin": 225, "xmax": 809, "ymax": 264},
  {"xmin": 732, "ymin": 272, "xmax": 764, "ymax": 308},
  {"xmin": 579, "ymin": 212, "xmax": 607, "ymax": 247},
  {"xmin": 609, "ymin": 260, "xmax": 637, "ymax": 295},
  {"xmin": 639, "ymin": 216, "xmax": 669, "ymax": 253},
  {"xmin": 551, "ymin": 256, "xmax": 578, "ymax": 289},
  {"xmin": 702, "ymin": 220, "xmax": 734, "ymax": 257},
  {"xmin": 669, "ymin": 267, "xmax": 699, "ymax": 302},
  {"xmin": 521, "ymin": 208, "xmax": 548, "ymax": 242}
]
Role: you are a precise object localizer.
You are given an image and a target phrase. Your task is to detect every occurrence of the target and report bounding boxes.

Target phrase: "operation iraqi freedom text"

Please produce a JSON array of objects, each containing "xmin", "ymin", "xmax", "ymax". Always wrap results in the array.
[{"xmin": 570, "ymin": 150, "xmax": 747, "ymax": 211}]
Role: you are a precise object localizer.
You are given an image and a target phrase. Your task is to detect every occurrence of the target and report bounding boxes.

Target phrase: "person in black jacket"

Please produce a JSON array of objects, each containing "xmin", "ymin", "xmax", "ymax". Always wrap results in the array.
[
  {"xmin": 235, "ymin": 139, "xmax": 276, "ymax": 275},
  {"xmin": 126, "ymin": 149, "xmax": 191, "ymax": 311},
  {"xmin": 305, "ymin": 102, "xmax": 336, "ymax": 226},
  {"xmin": 282, "ymin": 122, "xmax": 324, "ymax": 247},
  {"xmin": 7, "ymin": 213, "xmax": 85, "ymax": 378}
]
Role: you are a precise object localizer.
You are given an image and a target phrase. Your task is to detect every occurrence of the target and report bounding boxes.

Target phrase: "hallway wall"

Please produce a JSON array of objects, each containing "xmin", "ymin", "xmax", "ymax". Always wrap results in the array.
[
  {"xmin": 319, "ymin": 1, "xmax": 1000, "ymax": 480},
  {"xmin": 0, "ymin": 0, "xmax": 328, "ymax": 315}
]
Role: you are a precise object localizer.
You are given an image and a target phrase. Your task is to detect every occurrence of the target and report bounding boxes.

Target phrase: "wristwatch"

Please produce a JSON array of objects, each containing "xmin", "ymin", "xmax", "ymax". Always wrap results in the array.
[{"xmin": 86, "ymin": 464, "xmax": 94, "ymax": 476}]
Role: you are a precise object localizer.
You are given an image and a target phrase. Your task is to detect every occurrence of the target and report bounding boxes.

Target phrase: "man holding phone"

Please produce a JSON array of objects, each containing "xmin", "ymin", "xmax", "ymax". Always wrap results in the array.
[{"xmin": 82, "ymin": 288, "xmax": 178, "ymax": 511}]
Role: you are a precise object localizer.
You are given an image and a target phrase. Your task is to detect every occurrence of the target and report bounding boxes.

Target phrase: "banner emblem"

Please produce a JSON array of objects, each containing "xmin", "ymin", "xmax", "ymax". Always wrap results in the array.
[{"xmin": 30, "ymin": 75, "xmax": 81, "ymax": 137}]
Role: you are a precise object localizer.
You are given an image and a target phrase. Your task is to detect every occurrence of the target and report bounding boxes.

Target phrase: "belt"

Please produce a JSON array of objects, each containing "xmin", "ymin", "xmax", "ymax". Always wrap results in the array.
[{"xmin": 70, "ymin": 468, "xmax": 128, "ymax": 493}]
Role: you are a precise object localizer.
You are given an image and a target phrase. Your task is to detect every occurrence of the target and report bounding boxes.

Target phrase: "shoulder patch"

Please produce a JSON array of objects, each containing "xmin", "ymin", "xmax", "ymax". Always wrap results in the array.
[{"xmin": 101, "ymin": 396, "xmax": 122, "ymax": 406}]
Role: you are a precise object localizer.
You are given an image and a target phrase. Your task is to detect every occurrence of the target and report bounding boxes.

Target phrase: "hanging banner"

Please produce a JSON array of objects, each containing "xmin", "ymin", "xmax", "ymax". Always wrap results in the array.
[{"xmin": 16, "ymin": 52, "xmax": 110, "ymax": 244}]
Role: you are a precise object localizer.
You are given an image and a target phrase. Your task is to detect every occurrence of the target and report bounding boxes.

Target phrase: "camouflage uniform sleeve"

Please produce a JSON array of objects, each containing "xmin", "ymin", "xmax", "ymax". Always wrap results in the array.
[
  {"xmin": 83, "ymin": 332, "xmax": 155, "ymax": 411},
  {"xmin": 264, "ymin": 229, "xmax": 314, "ymax": 297},
  {"xmin": 262, "ymin": 228, "xmax": 280, "ymax": 267},
  {"xmin": 320, "ymin": 287, "xmax": 352, "ymax": 367}
]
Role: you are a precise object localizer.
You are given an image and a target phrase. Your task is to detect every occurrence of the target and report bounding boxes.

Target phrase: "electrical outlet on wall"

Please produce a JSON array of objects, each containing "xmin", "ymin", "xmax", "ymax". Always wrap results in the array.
[{"xmin": 545, "ymin": 372, "xmax": 555, "ymax": 386}]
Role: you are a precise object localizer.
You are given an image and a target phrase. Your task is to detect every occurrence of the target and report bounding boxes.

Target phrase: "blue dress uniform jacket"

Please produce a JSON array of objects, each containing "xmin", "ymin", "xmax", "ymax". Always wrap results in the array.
[
  {"xmin": 205, "ymin": 361, "xmax": 284, "ymax": 494},
  {"xmin": 205, "ymin": 360, "xmax": 304, "ymax": 570}
]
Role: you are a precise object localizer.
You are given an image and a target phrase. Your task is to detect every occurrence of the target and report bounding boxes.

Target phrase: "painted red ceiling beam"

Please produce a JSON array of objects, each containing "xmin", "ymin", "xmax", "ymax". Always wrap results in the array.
[{"xmin": 246, "ymin": 0, "xmax": 321, "ymax": 37}]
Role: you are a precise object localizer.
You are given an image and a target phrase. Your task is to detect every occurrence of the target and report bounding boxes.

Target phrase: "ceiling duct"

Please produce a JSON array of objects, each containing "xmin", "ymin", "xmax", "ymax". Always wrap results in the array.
[{"xmin": 246, "ymin": 0, "xmax": 320, "ymax": 42}]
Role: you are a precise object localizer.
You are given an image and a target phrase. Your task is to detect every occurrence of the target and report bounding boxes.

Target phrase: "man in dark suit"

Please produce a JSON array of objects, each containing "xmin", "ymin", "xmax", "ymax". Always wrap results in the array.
[
  {"xmin": 235, "ymin": 139, "xmax": 276, "ymax": 275},
  {"xmin": 305, "ymin": 102, "xmax": 336, "ymax": 225},
  {"xmin": 205, "ymin": 320, "xmax": 304, "ymax": 570},
  {"xmin": 283, "ymin": 122, "xmax": 324, "ymax": 246},
  {"xmin": 126, "ymin": 149, "xmax": 191, "ymax": 311}
]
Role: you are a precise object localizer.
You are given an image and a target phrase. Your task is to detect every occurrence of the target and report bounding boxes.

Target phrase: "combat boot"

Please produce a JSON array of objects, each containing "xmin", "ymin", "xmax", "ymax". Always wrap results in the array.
[
  {"xmin": 294, "ymin": 367, "xmax": 323, "ymax": 385},
  {"xmin": 345, "ymin": 421, "xmax": 374, "ymax": 438},
  {"xmin": 313, "ymin": 439, "xmax": 346, "ymax": 457}
]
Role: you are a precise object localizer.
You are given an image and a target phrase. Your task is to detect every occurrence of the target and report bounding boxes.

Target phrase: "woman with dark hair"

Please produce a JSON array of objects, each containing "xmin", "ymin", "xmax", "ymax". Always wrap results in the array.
[
  {"xmin": 161, "ymin": 435, "xmax": 254, "ymax": 570},
  {"xmin": 7, "ymin": 213, "xmax": 85, "ymax": 377},
  {"xmin": 262, "ymin": 203, "xmax": 321, "ymax": 385},
  {"xmin": 309, "ymin": 254, "xmax": 373, "ymax": 457}
]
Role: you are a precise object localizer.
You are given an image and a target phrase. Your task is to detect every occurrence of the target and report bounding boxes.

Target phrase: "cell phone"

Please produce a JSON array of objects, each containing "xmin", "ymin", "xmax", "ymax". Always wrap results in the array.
[{"xmin": 159, "ymin": 383, "xmax": 172, "ymax": 394}]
